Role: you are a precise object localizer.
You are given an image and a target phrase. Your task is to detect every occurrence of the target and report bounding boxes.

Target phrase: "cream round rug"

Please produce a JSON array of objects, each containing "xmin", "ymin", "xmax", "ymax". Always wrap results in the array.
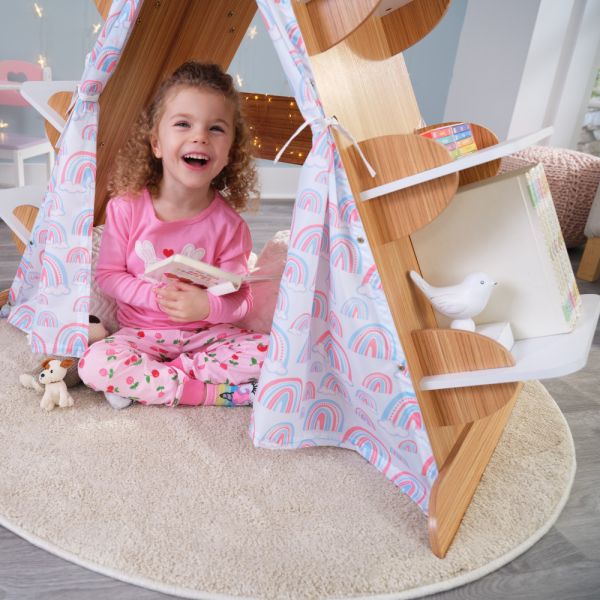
[{"xmin": 0, "ymin": 320, "xmax": 575, "ymax": 600}]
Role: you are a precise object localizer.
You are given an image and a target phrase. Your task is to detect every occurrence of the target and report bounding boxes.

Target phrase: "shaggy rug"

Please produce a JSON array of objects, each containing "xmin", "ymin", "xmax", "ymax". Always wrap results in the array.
[{"xmin": 0, "ymin": 320, "xmax": 575, "ymax": 600}]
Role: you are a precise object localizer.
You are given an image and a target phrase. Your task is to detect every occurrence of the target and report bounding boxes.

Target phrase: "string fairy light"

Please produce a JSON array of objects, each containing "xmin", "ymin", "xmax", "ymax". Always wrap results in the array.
[
  {"xmin": 33, "ymin": 2, "xmax": 43, "ymax": 18},
  {"xmin": 247, "ymin": 25, "xmax": 258, "ymax": 39},
  {"xmin": 235, "ymin": 74, "xmax": 244, "ymax": 87},
  {"xmin": 0, "ymin": 120, "xmax": 9, "ymax": 129},
  {"xmin": 37, "ymin": 54, "xmax": 47, "ymax": 69},
  {"xmin": 92, "ymin": 23, "xmax": 102, "ymax": 34}
]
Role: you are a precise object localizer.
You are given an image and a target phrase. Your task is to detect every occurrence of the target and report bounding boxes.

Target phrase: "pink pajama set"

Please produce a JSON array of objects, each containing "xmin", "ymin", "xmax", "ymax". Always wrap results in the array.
[{"xmin": 78, "ymin": 189, "xmax": 269, "ymax": 407}]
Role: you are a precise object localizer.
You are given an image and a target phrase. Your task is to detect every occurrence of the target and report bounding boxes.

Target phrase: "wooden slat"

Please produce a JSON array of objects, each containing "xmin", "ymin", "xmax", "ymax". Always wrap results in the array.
[
  {"xmin": 428, "ymin": 385, "xmax": 521, "ymax": 557},
  {"xmin": 293, "ymin": 0, "xmax": 379, "ymax": 55},
  {"xmin": 94, "ymin": 0, "xmax": 112, "ymax": 20},
  {"xmin": 576, "ymin": 237, "xmax": 600, "ymax": 282},
  {"xmin": 94, "ymin": 0, "xmax": 257, "ymax": 224},
  {"xmin": 45, "ymin": 91, "xmax": 72, "ymax": 150},
  {"xmin": 241, "ymin": 93, "xmax": 311, "ymax": 164},
  {"xmin": 10, "ymin": 206, "xmax": 39, "ymax": 255},
  {"xmin": 416, "ymin": 122, "xmax": 501, "ymax": 186},
  {"xmin": 347, "ymin": 135, "xmax": 458, "ymax": 243}
]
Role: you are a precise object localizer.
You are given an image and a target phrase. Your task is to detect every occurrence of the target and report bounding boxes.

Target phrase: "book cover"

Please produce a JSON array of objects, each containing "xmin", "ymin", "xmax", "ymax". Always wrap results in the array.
[{"xmin": 144, "ymin": 254, "xmax": 243, "ymax": 296}]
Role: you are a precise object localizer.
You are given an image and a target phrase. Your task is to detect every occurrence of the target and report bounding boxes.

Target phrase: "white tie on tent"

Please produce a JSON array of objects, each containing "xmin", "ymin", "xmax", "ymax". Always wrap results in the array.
[
  {"xmin": 251, "ymin": 0, "xmax": 436, "ymax": 512},
  {"xmin": 8, "ymin": 0, "xmax": 141, "ymax": 356},
  {"xmin": 7, "ymin": 0, "xmax": 437, "ymax": 513}
]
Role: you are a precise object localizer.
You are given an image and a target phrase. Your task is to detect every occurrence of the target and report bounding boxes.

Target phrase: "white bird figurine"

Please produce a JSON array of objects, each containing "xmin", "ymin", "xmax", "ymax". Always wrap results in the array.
[{"xmin": 409, "ymin": 271, "xmax": 497, "ymax": 331}]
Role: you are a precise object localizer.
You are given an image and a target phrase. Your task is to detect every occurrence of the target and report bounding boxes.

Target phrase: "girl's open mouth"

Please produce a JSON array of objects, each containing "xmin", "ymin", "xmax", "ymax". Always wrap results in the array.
[{"xmin": 182, "ymin": 153, "xmax": 209, "ymax": 168}]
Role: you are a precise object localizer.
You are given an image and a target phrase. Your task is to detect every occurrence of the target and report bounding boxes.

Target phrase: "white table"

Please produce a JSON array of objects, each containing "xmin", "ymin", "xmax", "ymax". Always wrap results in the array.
[{"xmin": 0, "ymin": 132, "xmax": 54, "ymax": 187}]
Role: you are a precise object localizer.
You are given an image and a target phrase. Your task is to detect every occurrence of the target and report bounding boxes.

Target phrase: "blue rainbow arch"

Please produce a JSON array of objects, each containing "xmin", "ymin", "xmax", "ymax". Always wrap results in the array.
[
  {"xmin": 52, "ymin": 322, "xmax": 88, "ymax": 357},
  {"xmin": 304, "ymin": 400, "xmax": 344, "ymax": 432},
  {"xmin": 381, "ymin": 393, "xmax": 423, "ymax": 430},
  {"xmin": 349, "ymin": 323, "xmax": 398, "ymax": 361},
  {"xmin": 340, "ymin": 297, "xmax": 369, "ymax": 320},
  {"xmin": 342, "ymin": 426, "xmax": 392, "ymax": 474},
  {"xmin": 257, "ymin": 377, "xmax": 303, "ymax": 413},
  {"xmin": 261, "ymin": 422, "xmax": 295, "ymax": 446}
]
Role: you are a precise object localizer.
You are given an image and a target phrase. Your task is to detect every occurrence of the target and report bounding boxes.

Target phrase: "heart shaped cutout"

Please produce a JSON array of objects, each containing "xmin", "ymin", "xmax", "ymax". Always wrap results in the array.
[{"xmin": 7, "ymin": 72, "xmax": 28, "ymax": 83}]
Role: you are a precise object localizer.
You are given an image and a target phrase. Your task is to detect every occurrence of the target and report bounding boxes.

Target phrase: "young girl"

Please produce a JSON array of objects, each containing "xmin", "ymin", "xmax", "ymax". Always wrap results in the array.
[{"xmin": 78, "ymin": 61, "xmax": 269, "ymax": 409}]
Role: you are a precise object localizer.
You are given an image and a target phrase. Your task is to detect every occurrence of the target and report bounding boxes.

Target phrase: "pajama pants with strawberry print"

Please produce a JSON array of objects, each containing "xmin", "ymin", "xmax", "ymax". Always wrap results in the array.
[{"xmin": 78, "ymin": 324, "xmax": 269, "ymax": 407}]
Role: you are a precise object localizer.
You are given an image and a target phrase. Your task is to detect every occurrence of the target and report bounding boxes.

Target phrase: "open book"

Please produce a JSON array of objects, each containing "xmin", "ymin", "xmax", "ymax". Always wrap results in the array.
[{"xmin": 144, "ymin": 254, "xmax": 274, "ymax": 296}]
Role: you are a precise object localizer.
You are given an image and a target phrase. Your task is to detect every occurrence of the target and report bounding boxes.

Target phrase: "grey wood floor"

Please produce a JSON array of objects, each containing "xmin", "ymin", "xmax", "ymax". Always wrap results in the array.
[{"xmin": 0, "ymin": 200, "xmax": 599, "ymax": 599}]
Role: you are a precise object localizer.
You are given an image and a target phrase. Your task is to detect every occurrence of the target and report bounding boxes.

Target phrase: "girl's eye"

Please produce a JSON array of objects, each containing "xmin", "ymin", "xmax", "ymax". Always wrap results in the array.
[
  {"xmin": 210, "ymin": 125, "xmax": 225, "ymax": 133},
  {"xmin": 174, "ymin": 121, "xmax": 189, "ymax": 128}
]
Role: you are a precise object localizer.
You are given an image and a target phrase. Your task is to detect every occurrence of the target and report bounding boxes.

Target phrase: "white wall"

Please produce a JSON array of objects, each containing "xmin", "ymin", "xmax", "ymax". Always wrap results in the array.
[{"xmin": 445, "ymin": 0, "xmax": 600, "ymax": 149}]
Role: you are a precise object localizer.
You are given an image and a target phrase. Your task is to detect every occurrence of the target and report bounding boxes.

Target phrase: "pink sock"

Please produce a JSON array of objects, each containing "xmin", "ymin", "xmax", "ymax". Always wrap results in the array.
[{"xmin": 180, "ymin": 379, "xmax": 207, "ymax": 406}]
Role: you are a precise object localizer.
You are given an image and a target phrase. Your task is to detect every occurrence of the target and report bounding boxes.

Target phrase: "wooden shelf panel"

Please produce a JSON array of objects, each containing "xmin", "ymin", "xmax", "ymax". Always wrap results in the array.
[
  {"xmin": 419, "ymin": 294, "xmax": 600, "ymax": 391},
  {"xmin": 360, "ymin": 126, "xmax": 554, "ymax": 201}
]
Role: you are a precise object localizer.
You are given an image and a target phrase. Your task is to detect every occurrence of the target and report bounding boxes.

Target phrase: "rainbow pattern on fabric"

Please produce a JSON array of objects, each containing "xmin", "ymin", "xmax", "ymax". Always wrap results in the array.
[
  {"xmin": 9, "ymin": 304, "xmax": 35, "ymax": 330},
  {"xmin": 313, "ymin": 332, "xmax": 353, "ymax": 381},
  {"xmin": 381, "ymin": 393, "xmax": 422, "ymax": 430},
  {"xmin": 36, "ymin": 310, "xmax": 59, "ymax": 327},
  {"xmin": 283, "ymin": 252, "xmax": 309, "ymax": 290},
  {"xmin": 276, "ymin": 286, "xmax": 289, "ymax": 319},
  {"xmin": 304, "ymin": 381, "xmax": 316, "ymax": 401},
  {"xmin": 52, "ymin": 322, "xmax": 88, "ymax": 356},
  {"xmin": 96, "ymin": 45, "xmax": 120, "ymax": 73},
  {"xmin": 66, "ymin": 246, "xmax": 91, "ymax": 264},
  {"xmin": 304, "ymin": 400, "xmax": 344, "ymax": 432},
  {"xmin": 297, "ymin": 188, "xmax": 324, "ymax": 213},
  {"xmin": 71, "ymin": 209, "xmax": 94, "ymax": 236},
  {"xmin": 340, "ymin": 297, "xmax": 369, "ymax": 320},
  {"xmin": 343, "ymin": 427, "xmax": 392, "ymax": 474},
  {"xmin": 257, "ymin": 377, "xmax": 303, "ymax": 413},
  {"xmin": 391, "ymin": 471, "xmax": 427, "ymax": 506},
  {"xmin": 30, "ymin": 331, "xmax": 47, "ymax": 354},
  {"xmin": 261, "ymin": 422, "xmax": 295, "ymax": 446},
  {"xmin": 72, "ymin": 295, "xmax": 91, "ymax": 313},
  {"xmin": 319, "ymin": 372, "xmax": 350, "ymax": 401},
  {"xmin": 266, "ymin": 322, "xmax": 290, "ymax": 371},
  {"xmin": 349, "ymin": 324, "xmax": 397, "ymax": 361},
  {"xmin": 421, "ymin": 455, "xmax": 438, "ymax": 479},
  {"xmin": 72, "ymin": 268, "xmax": 90, "ymax": 286},
  {"xmin": 338, "ymin": 194, "xmax": 359, "ymax": 224},
  {"xmin": 355, "ymin": 407, "xmax": 376, "ymax": 430},
  {"xmin": 43, "ymin": 192, "xmax": 65, "ymax": 217},
  {"xmin": 293, "ymin": 224, "xmax": 323, "ymax": 255},
  {"xmin": 60, "ymin": 152, "xmax": 96, "ymax": 188},
  {"xmin": 40, "ymin": 252, "xmax": 69, "ymax": 292},
  {"xmin": 296, "ymin": 336, "xmax": 312, "ymax": 363},
  {"xmin": 356, "ymin": 390, "xmax": 377, "ymax": 410},
  {"xmin": 330, "ymin": 234, "xmax": 362, "ymax": 273},
  {"xmin": 289, "ymin": 312, "xmax": 312, "ymax": 335},
  {"xmin": 45, "ymin": 221, "xmax": 69, "ymax": 248},
  {"xmin": 361, "ymin": 264, "xmax": 382, "ymax": 291},
  {"xmin": 362, "ymin": 372, "xmax": 393, "ymax": 394},
  {"xmin": 327, "ymin": 310, "xmax": 343, "ymax": 337},
  {"xmin": 81, "ymin": 124, "xmax": 97, "ymax": 141},
  {"xmin": 311, "ymin": 289, "xmax": 328, "ymax": 320},
  {"xmin": 397, "ymin": 439, "xmax": 418, "ymax": 453}
]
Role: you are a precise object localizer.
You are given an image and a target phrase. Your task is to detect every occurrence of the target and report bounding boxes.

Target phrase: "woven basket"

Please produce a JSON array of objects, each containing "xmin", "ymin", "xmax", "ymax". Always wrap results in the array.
[{"xmin": 499, "ymin": 146, "xmax": 600, "ymax": 247}]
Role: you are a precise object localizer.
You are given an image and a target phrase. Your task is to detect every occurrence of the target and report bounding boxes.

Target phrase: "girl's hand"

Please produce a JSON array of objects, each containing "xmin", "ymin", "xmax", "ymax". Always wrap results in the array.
[{"xmin": 155, "ymin": 282, "xmax": 210, "ymax": 322}]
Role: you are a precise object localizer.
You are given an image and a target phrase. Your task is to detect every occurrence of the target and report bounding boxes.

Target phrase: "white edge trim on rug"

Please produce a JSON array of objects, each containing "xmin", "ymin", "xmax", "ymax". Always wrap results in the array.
[{"xmin": 0, "ymin": 400, "xmax": 576, "ymax": 600}]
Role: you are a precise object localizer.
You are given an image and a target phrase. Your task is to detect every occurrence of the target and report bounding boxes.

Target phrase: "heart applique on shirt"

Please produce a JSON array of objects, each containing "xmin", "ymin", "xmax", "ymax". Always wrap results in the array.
[{"xmin": 162, "ymin": 249, "xmax": 174, "ymax": 257}]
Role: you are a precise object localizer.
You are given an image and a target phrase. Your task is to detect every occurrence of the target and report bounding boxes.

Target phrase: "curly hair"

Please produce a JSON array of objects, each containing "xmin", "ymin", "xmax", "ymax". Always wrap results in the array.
[{"xmin": 108, "ymin": 61, "xmax": 259, "ymax": 212}]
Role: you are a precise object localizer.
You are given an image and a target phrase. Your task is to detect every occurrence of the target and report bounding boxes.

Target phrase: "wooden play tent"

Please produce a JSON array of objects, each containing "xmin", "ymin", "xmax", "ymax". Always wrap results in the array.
[{"xmin": 5, "ymin": 0, "xmax": 599, "ymax": 560}]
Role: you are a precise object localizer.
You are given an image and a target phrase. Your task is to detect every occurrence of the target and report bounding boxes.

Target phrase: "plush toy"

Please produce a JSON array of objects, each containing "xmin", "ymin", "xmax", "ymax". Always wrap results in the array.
[
  {"xmin": 33, "ymin": 358, "xmax": 77, "ymax": 411},
  {"xmin": 20, "ymin": 315, "xmax": 108, "ymax": 393}
]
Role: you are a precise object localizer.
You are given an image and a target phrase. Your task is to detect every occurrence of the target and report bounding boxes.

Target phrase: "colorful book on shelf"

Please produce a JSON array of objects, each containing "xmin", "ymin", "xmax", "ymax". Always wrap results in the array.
[
  {"xmin": 419, "ymin": 123, "xmax": 478, "ymax": 159},
  {"xmin": 410, "ymin": 164, "xmax": 581, "ymax": 340},
  {"xmin": 144, "ymin": 254, "xmax": 274, "ymax": 296}
]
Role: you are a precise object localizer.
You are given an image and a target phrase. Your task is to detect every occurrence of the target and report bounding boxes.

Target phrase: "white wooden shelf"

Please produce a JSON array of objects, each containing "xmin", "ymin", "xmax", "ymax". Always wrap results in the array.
[
  {"xmin": 20, "ymin": 80, "xmax": 77, "ymax": 134},
  {"xmin": 360, "ymin": 126, "xmax": 554, "ymax": 201},
  {"xmin": 419, "ymin": 294, "xmax": 600, "ymax": 391}
]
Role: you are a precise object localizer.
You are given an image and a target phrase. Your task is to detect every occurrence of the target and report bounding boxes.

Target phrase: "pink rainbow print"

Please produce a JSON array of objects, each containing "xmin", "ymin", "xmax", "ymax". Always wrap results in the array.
[
  {"xmin": 391, "ymin": 471, "xmax": 428, "ymax": 506},
  {"xmin": 34, "ymin": 226, "xmax": 48, "ymax": 246},
  {"xmin": 257, "ymin": 377, "xmax": 303, "ymax": 413},
  {"xmin": 297, "ymin": 188, "xmax": 324, "ymax": 213},
  {"xmin": 72, "ymin": 268, "xmax": 90, "ymax": 286},
  {"xmin": 8, "ymin": 303, "xmax": 35, "ymax": 330},
  {"xmin": 96, "ymin": 46, "xmax": 120, "ymax": 73},
  {"xmin": 71, "ymin": 209, "xmax": 94, "ymax": 236},
  {"xmin": 421, "ymin": 455, "xmax": 438, "ymax": 479},
  {"xmin": 60, "ymin": 152, "xmax": 96, "ymax": 187},
  {"xmin": 397, "ymin": 440, "xmax": 418, "ymax": 453},
  {"xmin": 341, "ymin": 297, "xmax": 369, "ymax": 320},
  {"xmin": 81, "ymin": 124, "xmax": 97, "ymax": 141},
  {"xmin": 338, "ymin": 194, "xmax": 359, "ymax": 224},
  {"xmin": 355, "ymin": 407, "xmax": 376, "ymax": 430},
  {"xmin": 361, "ymin": 263, "xmax": 382, "ymax": 291},
  {"xmin": 296, "ymin": 336, "xmax": 312, "ymax": 364},
  {"xmin": 52, "ymin": 322, "xmax": 89, "ymax": 357},
  {"xmin": 320, "ymin": 223, "xmax": 330, "ymax": 255},
  {"xmin": 283, "ymin": 252, "xmax": 309, "ymax": 289},
  {"xmin": 304, "ymin": 400, "xmax": 344, "ymax": 432},
  {"xmin": 30, "ymin": 331, "xmax": 47, "ymax": 354},
  {"xmin": 66, "ymin": 246, "xmax": 91, "ymax": 264},
  {"xmin": 262, "ymin": 422, "xmax": 295, "ymax": 446},
  {"xmin": 327, "ymin": 310, "xmax": 343, "ymax": 337},
  {"xmin": 289, "ymin": 312, "xmax": 312, "ymax": 335},
  {"xmin": 45, "ymin": 221, "xmax": 68, "ymax": 247},
  {"xmin": 311, "ymin": 290, "xmax": 328, "ymax": 320},
  {"xmin": 79, "ymin": 79, "xmax": 103, "ymax": 97},
  {"xmin": 299, "ymin": 439, "xmax": 318, "ymax": 448},
  {"xmin": 330, "ymin": 234, "xmax": 361, "ymax": 273},
  {"xmin": 304, "ymin": 381, "xmax": 316, "ymax": 401},
  {"xmin": 276, "ymin": 285, "xmax": 289, "ymax": 319},
  {"xmin": 73, "ymin": 295, "xmax": 91, "ymax": 313},
  {"xmin": 362, "ymin": 372, "xmax": 393, "ymax": 394},
  {"xmin": 40, "ymin": 252, "xmax": 68, "ymax": 290},
  {"xmin": 342, "ymin": 426, "xmax": 391, "ymax": 474},
  {"xmin": 349, "ymin": 324, "xmax": 397, "ymax": 360},
  {"xmin": 313, "ymin": 332, "xmax": 352, "ymax": 381},
  {"xmin": 293, "ymin": 224, "xmax": 323, "ymax": 255},
  {"xmin": 43, "ymin": 192, "xmax": 65, "ymax": 217},
  {"xmin": 266, "ymin": 322, "xmax": 289, "ymax": 370},
  {"xmin": 381, "ymin": 394, "xmax": 423, "ymax": 430},
  {"xmin": 356, "ymin": 390, "xmax": 377, "ymax": 410},
  {"xmin": 327, "ymin": 202, "xmax": 339, "ymax": 228},
  {"xmin": 36, "ymin": 310, "xmax": 58, "ymax": 327},
  {"xmin": 318, "ymin": 372, "xmax": 350, "ymax": 401}
]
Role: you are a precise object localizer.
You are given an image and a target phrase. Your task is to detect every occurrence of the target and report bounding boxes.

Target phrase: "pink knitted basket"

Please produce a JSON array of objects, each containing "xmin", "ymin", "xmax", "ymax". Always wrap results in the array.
[{"xmin": 499, "ymin": 146, "xmax": 600, "ymax": 247}]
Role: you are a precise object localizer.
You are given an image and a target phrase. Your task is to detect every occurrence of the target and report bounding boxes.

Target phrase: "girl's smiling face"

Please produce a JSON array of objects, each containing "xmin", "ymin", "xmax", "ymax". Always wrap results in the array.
[{"xmin": 151, "ymin": 85, "xmax": 235, "ymax": 202}]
